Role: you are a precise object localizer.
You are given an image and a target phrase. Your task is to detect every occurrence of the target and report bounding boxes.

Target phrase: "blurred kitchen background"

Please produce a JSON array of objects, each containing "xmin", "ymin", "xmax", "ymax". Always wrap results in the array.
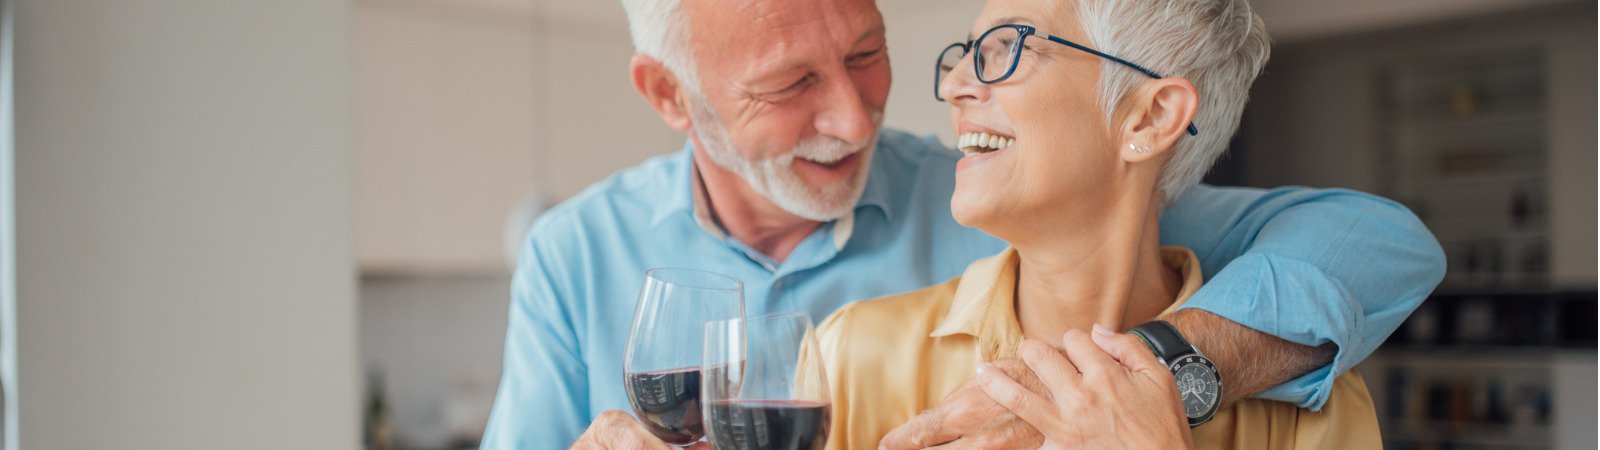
[
  {"xmin": 350, "ymin": 0, "xmax": 1597, "ymax": 448},
  {"xmin": 5, "ymin": 0, "xmax": 1594, "ymax": 449}
]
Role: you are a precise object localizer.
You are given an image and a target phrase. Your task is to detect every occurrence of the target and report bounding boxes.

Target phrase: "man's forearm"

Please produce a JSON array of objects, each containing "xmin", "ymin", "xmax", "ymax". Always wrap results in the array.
[{"xmin": 1162, "ymin": 309, "xmax": 1335, "ymax": 407}]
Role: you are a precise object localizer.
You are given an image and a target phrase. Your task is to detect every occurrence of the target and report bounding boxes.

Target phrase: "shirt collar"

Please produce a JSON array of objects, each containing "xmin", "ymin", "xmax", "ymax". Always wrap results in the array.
[
  {"xmin": 930, "ymin": 248, "xmax": 1023, "ymax": 357},
  {"xmin": 930, "ymin": 247, "xmax": 1206, "ymax": 356},
  {"xmin": 647, "ymin": 141, "xmax": 698, "ymax": 228},
  {"xmin": 1159, "ymin": 247, "xmax": 1205, "ymax": 315},
  {"xmin": 647, "ymin": 139, "xmax": 898, "ymax": 246},
  {"xmin": 853, "ymin": 147, "xmax": 895, "ymax": 223}
]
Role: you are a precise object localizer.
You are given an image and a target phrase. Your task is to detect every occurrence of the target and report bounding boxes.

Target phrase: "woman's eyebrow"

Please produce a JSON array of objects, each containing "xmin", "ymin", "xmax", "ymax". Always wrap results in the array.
[
  {"xmin": 970, "ymin": 16, "xmax": 1038, "ymax": 40},
  {"xmin": 986, "ymin": 16, "xmax": 1037, "ymax": 28}
]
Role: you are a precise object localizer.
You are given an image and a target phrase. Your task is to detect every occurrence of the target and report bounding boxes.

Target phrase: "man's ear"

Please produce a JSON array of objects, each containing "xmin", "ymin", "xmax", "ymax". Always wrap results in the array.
[
  {"xmin": 1117, "ymin": 78, "xmax": 1199, "ymax": 163},
  {"xmin": 630, "ymin": 54, "xmax": 694, "ymax": 133}
]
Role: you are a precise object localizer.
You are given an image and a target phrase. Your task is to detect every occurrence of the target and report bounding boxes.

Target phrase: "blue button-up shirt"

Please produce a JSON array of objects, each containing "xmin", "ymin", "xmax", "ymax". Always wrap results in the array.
[{"xmin": 481, "ymin": 129, "xmax": 1445, "ymax": 449}]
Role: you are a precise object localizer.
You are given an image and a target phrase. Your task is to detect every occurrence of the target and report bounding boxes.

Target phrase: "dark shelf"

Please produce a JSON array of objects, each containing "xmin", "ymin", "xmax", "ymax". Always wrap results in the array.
[{"xmin": 1382, "ymin": 289, "xmax": 1597, "ymax": 350}]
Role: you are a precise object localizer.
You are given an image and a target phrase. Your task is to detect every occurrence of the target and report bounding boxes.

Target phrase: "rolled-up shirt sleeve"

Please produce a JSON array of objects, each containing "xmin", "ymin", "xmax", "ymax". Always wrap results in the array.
[
  {"xmin": 1160, "ymin": 185, "xmax": 1446, "ymax": 409},
  {"xmin": 481, "ymin": 231, "xmax": 590, "ymax": 449}
]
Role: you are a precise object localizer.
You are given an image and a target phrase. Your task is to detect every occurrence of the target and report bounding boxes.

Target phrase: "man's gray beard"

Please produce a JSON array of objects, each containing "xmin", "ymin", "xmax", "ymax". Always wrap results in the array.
[{"xmin": 687, "ymin": 98, "xmax": 880, "ymax": 222}]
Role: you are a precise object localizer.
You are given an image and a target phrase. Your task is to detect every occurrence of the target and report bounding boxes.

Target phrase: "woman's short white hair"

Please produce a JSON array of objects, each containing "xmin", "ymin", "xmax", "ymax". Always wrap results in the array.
[
  {"xmin": 620, "ymin": 0, "xmax": 699, "ymax": 90},
  {"xmin": 1076, "ymin": 0, "xmax": 1271, "ymax": 203}
]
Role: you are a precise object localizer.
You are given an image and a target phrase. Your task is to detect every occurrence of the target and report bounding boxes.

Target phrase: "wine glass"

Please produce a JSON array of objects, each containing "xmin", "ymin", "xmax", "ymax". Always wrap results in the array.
[
  {"xmin": 702, "ymin": 312, "xmax": 831, "ymax": 450},
  {"xmin": 623, "ymin": 268, "xmax": 745, "ymax": 446}
]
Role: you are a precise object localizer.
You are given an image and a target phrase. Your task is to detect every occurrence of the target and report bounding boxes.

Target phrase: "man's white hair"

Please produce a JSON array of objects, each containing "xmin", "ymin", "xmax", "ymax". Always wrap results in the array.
[
  {"xmin": 1076, "ymin": 0, "xmax": 1271, "ymax": 203},
  {"xmin": 620, "ymin": 0, "xmax": 877, "ymax": 221},
  {"xmin": 620, "ymin": 0, "xmax": 699, "ymax": 90}
]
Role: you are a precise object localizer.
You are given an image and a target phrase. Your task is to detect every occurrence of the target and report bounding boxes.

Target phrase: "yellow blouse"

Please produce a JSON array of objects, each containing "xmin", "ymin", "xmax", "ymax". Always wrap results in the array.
[{"xmin": 815, "ymin": 247, "xmax": 1381, "ymax": 449}]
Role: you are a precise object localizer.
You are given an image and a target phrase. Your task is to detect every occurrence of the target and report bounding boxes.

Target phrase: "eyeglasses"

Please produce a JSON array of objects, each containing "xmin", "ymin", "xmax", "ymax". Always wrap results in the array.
[{"xmin": 935, "ymin": 24, "xmax": 1199, "ymax": 136}]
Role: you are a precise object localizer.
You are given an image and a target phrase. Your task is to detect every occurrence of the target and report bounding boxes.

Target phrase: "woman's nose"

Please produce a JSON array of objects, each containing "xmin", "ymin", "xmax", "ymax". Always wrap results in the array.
[{"xmin": 938, "ymin": 53, "xmax": 987, "ymax": 105}]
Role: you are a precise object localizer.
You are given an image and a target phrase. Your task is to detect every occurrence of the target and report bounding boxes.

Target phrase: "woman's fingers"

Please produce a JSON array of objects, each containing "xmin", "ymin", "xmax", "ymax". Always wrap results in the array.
[
  {"xmin": 1090, "ymin": 324, "xmax": 1169, "ymax": 378},
  {"xmin": 1061, "ymin": 329, "xmax": 1120, "ymax": 378},
  {"xmin": 1017, "ymin": 339, "xmax": 1080, "ymax": 395},
  {"xmin": 974, "ymin": 362, "xmax": 1062, "ymax": 434}
]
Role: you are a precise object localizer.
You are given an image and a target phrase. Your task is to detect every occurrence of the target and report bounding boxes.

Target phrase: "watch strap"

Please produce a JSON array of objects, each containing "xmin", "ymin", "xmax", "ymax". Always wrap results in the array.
[{"xmin": 1130, "ymin": 320, "xmax": 1192, "ymax": 363}]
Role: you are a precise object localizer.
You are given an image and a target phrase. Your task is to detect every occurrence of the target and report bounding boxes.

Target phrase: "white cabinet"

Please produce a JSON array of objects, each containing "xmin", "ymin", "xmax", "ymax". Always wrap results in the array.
[{"xmin": 353, "ymin": 1, "xmax": 681, "ymax": 275}]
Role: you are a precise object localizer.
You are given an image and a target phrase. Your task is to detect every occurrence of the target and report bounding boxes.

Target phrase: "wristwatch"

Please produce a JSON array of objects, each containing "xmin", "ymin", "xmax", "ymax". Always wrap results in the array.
[{"xmin": 1129, "ymin": 320, "xmax": 1222, "ymax": 427}]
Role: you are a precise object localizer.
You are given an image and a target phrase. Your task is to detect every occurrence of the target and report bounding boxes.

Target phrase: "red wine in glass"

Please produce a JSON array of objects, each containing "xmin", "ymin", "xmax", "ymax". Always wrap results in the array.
[
  {"xmin": 625, "ymin": 367, "xmax": 704, "ymax": 445},
  {"xmin": 706, "ymin": 400, "xmax": 830, "ymax": 450},
  {"xmin": 624, "ymin": 268, "xmax": 744, "ymax": 446},
  {"xmin": 702, "ymin": 312, "xmax": 832, "ymax": 450}
]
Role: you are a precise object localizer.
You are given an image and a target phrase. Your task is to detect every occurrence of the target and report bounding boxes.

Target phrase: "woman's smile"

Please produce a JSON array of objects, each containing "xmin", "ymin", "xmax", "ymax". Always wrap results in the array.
[
  {"xmin": 954, "ymin": 122, "xmax": 1019, "ymax": 171},
  {"xmin": 954, "ymin": 139, "xmax": 1011, "ymax": 172},
  {"xmin": 957, "ymin": 131, "xmax": 1015, "ymax": 156}
]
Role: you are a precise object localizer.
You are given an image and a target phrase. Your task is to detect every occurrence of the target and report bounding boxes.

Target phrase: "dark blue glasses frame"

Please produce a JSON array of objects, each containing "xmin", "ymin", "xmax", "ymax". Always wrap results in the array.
[{"xmin": 935, "ymin": 24, "xmax": 1198, "ymax": 136}]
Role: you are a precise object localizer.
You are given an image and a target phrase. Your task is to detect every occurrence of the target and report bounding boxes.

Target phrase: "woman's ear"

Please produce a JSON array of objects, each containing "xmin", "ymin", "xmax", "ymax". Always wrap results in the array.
[
  {"xmin": 1118, "ymin": 78, "xmax": 1199, "ymax": 163},
  {"xmin": 630, "ymin": 54, "xmax": 695, "ymax": 133}
]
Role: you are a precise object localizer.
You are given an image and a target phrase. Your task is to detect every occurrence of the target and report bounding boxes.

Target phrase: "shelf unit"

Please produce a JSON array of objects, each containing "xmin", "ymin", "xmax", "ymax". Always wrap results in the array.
[
  {"xmin": 1361, "ymin": 289, "xmax": 1595, "ymax": 450},
  {"xmin": 1362, "ymin": 345, "xmax": 1587, "ymax": 450},
  {"xmin": 1243, "ymin": 5, "xmax": 1596, "ymax": 448},
  {"xmin": 1378, "ymin": 48, "xmax": 1551, "ymax": 291},
  {"xmin": 1375, "ymin": 51, "xmax": 1578, "ymax": 448}
]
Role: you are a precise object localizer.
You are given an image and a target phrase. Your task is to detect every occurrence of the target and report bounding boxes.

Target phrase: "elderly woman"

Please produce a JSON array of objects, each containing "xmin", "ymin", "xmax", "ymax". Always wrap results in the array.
[{"xmin": 815, "ymin": 0, "xmax": 1380, "ymax": 448}]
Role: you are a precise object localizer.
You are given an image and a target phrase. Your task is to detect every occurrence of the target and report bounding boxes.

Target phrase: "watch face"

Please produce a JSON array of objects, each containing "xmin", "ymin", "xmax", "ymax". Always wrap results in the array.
[{"xmin": 1171, "ymin": 355, "xmax": 1220, "ymax": 419}]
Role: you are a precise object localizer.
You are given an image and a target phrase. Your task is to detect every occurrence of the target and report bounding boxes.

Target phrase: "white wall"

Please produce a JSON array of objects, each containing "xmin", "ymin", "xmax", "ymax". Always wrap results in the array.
[
  {"xmin": 0, "ymin": 0, "xmax": 16, "ymax": 446},
  {"xmin": 1541, "ymin": 18, "xmax": 1598, "ymax": 286},
  {"xmin": 878, "ymin": 0, "xmax": 983, "ymax": 144},
  {"xmin": 13, "ymin": 0, "xmax": 358, "ymax": 448},
  {"xmin": 1553, "ymin": 352, "xmax": 1599, "ymax": 449}
]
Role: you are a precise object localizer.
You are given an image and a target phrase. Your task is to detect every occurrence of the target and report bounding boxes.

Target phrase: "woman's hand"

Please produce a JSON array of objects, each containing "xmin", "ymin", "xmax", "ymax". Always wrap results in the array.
[
  {"xmin": 570, "ymin": 410, "xmax": 710, "ymax": 450},
  {"xmin": 974, "ymin": 325, "xmax": 1193, "ymax": 450}
]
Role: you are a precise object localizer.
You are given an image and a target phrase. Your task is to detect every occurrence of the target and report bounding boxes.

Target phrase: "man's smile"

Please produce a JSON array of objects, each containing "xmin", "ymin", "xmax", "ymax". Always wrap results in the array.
[{"xmin": 793, "ymin": 150, "xmax": 864, "ymax": 183}]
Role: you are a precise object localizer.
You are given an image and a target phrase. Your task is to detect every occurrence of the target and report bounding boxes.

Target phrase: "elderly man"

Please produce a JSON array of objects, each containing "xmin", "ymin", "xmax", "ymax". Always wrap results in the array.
[{"xmin": 481, "ymin": 0, "xmax": 1444, "ymax": 448}]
